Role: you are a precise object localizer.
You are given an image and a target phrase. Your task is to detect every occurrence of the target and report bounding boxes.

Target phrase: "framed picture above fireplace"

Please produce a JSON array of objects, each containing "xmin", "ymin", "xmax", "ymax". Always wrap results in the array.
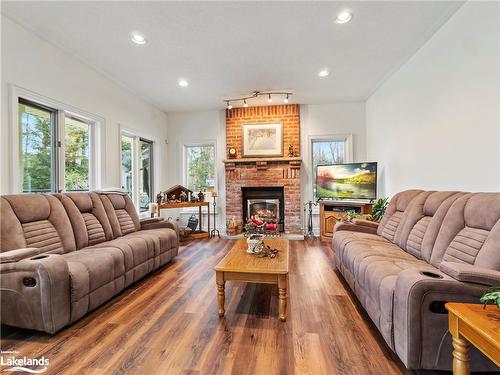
[{"xmin": 242, "ymin": 123, "xmax": 283, "ymax": 157}]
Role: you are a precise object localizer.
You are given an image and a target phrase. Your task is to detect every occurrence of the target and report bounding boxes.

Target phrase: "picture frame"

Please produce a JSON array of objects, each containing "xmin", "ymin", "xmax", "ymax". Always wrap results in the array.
[{"xmin": 241, "ymin": 123, "xmax": 283, "ymax": 157}]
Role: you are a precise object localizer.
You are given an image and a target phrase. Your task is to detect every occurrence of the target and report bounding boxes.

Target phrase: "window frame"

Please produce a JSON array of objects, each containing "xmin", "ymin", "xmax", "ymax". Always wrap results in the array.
[
  {"xmin": 308, "ymin": 134, "xmax": 353, "ymax": 199},
  {"xmin": 181, "ymin": 140, "xmax": 217, "ymax": 193},
  {"xmin": 119, "ymin": 126, "xmax": 158, "ymax": 215},
  {"xmin": 10, "ymin": 85, "xmax": 104, "ymax": 193}
]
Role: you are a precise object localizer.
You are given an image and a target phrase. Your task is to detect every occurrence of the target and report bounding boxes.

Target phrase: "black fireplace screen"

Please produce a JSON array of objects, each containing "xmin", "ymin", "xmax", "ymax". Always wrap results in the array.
[{"xmin": 242, "ymin": 186, "xmax": 284, "ymax": 231}]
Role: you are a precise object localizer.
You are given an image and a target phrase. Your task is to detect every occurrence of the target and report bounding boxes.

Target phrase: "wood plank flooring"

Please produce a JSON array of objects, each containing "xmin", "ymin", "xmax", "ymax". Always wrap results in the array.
[{"xmin": 1, "ymin": 239, "xmax": 449, "ymax": 375}]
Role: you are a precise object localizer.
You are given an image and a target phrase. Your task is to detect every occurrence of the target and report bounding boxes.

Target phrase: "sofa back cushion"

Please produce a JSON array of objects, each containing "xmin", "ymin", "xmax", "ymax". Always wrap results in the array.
[
  {"xmin": 57, "ymin": 192, "xmax": 114, "ymax": 249},
  {"xmin": 0, "ymin": 194, "xmax": 76, "ymax": 254},
  {"xmin": 430, "ymin": 193, "xmax": 500, "ymax": 270},
  {"xmin": 98, "ymin": 193, "xmax": 140, "ymax": 238},
  {"xmin": 394, "ymin": 191, "xmax": 465, "ymax": 261},
  {"xmin": 377, "ymin": 190, "xmax": 423, "ymax": 242}
]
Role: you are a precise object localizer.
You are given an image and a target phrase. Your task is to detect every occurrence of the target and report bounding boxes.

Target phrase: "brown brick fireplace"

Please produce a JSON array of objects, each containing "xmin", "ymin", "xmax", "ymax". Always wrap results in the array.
[{"xmin": 224, "ymin": 104, "xmax": 302, "ymax": 233}]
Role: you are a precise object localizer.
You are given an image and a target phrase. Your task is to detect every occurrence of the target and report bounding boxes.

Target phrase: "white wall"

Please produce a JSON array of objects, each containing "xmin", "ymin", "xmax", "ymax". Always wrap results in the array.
[
  {"xmin": 1, "ymin": 16, "xmax": 169, "ymax": 194},
  {"xmin": 165, "ymin": 110, "xmax": 226, "ymax": 230},
  {"xmin": 366, "ymin": 2, "xmax": 500, "ymax": 197}
]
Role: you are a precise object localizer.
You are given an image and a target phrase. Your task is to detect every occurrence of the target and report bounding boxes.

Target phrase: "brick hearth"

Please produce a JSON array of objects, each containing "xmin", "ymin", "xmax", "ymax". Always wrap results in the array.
[{"xmin": 225, "ymin": 104, "xmax": 302, "ymax": 233}]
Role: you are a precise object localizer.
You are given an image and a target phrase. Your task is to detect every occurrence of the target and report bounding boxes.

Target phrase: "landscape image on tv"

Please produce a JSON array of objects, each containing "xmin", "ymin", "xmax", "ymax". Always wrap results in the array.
[{"xmin": 316, "ymin": 162, "xmax": 377, "ymax": 200}]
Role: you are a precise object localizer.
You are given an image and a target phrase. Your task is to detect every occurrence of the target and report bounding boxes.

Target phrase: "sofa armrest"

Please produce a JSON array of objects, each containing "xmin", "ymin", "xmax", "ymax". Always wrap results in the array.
[
  {"xmin": 0, "ymin": 254, "xmax": 70, "ymax": 333},
  {"xmin": 334, "ymin": 222, "xmax": 378, "ymax": 235},
  {"xmin": 393, "ymin": 269, "xmax": 486, "ymax": 370},
  {"xmin": 352, "ymin": 219, "xmax": 379, "ymax": 229},
  {"xmin": 141, "ymin": 220, "xmax": 180, "ymax": 241},
  {"xmin": 440, "ymin": 261, "xmax": 500, "ymax": 286},
  {"xmin": 0, "ymin": 248, "xmax": 43, "ymax": 263},
  {"xmin": 140, "ymin": 217, "xmax": 165, "ymax": 226}
]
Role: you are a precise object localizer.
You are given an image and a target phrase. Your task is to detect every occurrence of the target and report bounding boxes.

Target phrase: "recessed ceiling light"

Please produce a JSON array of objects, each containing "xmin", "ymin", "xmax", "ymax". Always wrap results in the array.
[
  {"xmin": 178, "ymin": 79, "xmax": 189, "ymax": 87},
  {"xmin": 335, "ymin": 11, "xmax": 352, "ymax": 24},
  {"xmin": 318, "ymin": 69, "xmax": 329, "ymax": 78},
  {"xmin": 130, "ymin": 32, "xmax": 147, "ymax": 45}
]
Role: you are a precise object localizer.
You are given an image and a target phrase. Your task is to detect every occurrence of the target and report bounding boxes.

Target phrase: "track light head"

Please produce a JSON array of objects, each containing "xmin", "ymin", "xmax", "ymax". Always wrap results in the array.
[
  {"xmin": 284, "ymin": 94, "xmax": 289, "ymax": 103},
  {"xmin": 268, "ymin": 94, "xmax": 272, "ymax": 103},
  {"xmin": 243, "ymin": 99, "xmax": 248, "ymax": 108}
]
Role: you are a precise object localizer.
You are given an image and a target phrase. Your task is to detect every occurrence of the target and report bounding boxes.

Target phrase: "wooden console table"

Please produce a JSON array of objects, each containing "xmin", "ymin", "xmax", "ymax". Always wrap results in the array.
[
  {"xmin": 157, "ymin": 201, "xmax": 210, "ymax": 239},
  {"xmin": 319, "ymin": 201, "xmax": 373, "ymax": 242},
  {"xmin": 446, "ymin": 303, "xmax": 500, "ymax": 374}
]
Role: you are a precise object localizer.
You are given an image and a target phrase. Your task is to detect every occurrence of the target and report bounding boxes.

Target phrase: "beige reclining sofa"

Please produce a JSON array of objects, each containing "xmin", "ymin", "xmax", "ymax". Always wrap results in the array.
[
  {"xmin": 333, "ymin": 190, "xmax": 500, "ymax": 371},
  {"xmin": 0, "ymin": 191, "xmax": 179, "ymax": 334}
]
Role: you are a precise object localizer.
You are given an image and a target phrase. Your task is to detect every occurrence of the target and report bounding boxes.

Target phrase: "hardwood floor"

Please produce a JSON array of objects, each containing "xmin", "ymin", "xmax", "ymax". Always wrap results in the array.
[{"xmin": 1, "ymin": 239, "xmax": 448, "ymax": 375}]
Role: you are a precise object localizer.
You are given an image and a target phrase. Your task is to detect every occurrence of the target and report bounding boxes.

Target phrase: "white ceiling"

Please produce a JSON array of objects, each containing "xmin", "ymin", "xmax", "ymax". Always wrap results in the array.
[{"xmin": 2, "ymin": 1, "xmax": 464, "ymax": 112}]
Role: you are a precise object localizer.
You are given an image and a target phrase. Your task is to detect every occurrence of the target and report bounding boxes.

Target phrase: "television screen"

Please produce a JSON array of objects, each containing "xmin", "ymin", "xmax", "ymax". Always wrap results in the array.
[{"xmin": 316, "ymin": 162, "xmax": 377, "ymax": 200}]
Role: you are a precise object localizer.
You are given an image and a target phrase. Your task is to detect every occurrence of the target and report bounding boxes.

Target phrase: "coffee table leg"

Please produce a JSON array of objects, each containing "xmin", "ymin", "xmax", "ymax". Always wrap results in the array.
[
  {"xmin": 452, "ymin": 335, "xmax": 470, "ymax": 375},
  {"xmin": 278, "ymin": 274, "xmax": 287, "ymax": 322},
  {"xmin": 216, "ymin": 271, "xmax": 225, "ymax": 317}
]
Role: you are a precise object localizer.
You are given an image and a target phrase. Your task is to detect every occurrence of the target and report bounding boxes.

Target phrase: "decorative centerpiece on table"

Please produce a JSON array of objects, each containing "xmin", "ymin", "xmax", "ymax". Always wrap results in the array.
[{"xmin": 246, "ymin": 235, "xmax": 279, "ymax": 258}]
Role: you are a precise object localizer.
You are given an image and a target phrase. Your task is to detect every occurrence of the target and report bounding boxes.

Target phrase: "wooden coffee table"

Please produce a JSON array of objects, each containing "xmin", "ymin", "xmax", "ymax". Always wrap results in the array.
[{"xmin": 214, "ymin": 238, "xmax": 289, "ymax": 321}]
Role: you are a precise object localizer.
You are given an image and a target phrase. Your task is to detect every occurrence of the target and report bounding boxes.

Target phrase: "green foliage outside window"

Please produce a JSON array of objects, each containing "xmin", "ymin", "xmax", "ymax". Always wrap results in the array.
[{"xmin": 186, "ymin": 145, "xmax": 215, "ymax": 191}]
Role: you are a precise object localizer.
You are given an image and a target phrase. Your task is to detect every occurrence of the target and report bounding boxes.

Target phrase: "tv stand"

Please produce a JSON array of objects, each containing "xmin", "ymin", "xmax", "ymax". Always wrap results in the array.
[{"xmin": 319, "ymin": 201, "xmax": 373, "ymax": 242}]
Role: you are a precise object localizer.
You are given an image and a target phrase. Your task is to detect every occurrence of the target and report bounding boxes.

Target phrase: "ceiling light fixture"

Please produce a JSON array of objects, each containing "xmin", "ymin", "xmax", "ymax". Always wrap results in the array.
[
  {"xmin": 335, "ymin": 11, "xmax": 352, "ymax": 24},
  {"xmin": 130, "ymin": 32, "xmax": 147, "ymax": 45},
  {"xmin": 178, "ymin": 79, "xmax": 189, "ymax": 87},
  {"xmin": 223, "ymin": 91, "xmax": 292, "ymax": 109},
  {"xmin": 318, "ymin": 69, "xmax": 329, "ymax": 78}
]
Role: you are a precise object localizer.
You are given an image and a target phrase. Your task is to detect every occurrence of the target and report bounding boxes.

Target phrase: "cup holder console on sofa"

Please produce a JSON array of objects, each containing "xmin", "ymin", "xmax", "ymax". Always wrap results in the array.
[
  {"xmin": 30, "ymin": 255, "xmax": 49, "ymax": 260},
  {"xmin": 420, "ymin": 271, "xmax": 443, "ymax": 279}
]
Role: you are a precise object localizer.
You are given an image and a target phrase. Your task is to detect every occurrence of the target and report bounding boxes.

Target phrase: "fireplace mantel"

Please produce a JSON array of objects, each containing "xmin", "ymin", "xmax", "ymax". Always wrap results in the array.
[{"xmin": 223, "ymin": 157, "xmax": 302, "ymax": 171}]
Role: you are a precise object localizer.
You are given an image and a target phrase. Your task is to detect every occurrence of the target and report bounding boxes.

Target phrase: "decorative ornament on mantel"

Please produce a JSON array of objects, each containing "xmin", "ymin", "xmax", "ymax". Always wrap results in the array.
[{"xmin": 224, "ymin": 91, "xmax": 292, "ymax": 109}]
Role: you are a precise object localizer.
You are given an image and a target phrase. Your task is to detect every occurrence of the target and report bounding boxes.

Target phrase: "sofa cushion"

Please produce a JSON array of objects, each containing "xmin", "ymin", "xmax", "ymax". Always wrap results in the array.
[
  {"xmin": 431, "ymin": 193, "xmax": 500, "ymax": 269},
  {"xmin": 1, "ymin": 195, "xmax": 76, "ymax": 254},
  {"xmin": 98, "ymin": 193, "xmax": 141, "ymax": 238},
  {"xmin": 377, "ymin": 190, "xmax": 423, "ymax": 242},
  {"xmin": 64, "ymin": 247, "xmax": 125, "ymax": 322},
  {"xmin": 332, "ymin": 230, "xmax": 389, "ymax": 265},
  {"xmin": 57, "ymin": 192, "xmax": 114, "ymax": 249}
]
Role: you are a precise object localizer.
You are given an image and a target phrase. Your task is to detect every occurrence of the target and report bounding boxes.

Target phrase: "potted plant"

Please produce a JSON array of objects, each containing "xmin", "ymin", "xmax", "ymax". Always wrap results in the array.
[
  {"xmin": 370, "ymin": 197, "xmax": 388, "ymax": 222},
  {"xmin": 480, "ymin": 287, "xmax": 500, "ymax": 308}
]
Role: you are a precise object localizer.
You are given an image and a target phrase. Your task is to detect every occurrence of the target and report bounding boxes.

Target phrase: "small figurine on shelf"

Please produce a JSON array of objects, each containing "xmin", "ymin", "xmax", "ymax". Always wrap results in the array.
[
  {"xmin": 179, "ymin": 190, "xmax": 188, "ymax": 202},
  {"xmin": 198, "ymin": 190, "xmax": 205, "ymax": 202},
  {"xmin": 190, "ymin": 194, "xmax": 198, "ymax": 203},
  {"xmin": 288, "ymin": 143, "xmax": 295, "ymax": 157},
  {"xmin": 156, "ymin": 192, "xmax": 163, "ymax": 205}
]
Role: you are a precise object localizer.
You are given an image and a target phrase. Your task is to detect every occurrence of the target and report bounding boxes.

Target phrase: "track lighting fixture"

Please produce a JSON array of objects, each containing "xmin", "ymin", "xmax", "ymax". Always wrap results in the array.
[{"xmin": 224, "ymin": 91, "xmax": 292, "ymax": 109}]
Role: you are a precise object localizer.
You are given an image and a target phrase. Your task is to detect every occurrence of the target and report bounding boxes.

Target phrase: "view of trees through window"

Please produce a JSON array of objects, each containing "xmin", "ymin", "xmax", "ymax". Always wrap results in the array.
[
  {"xmin": 19, "ymin": 101, "xmax": 54, "ymax": 192},
  {"xmin": 121, "ymin": 135, "xmax": 133, "ymax": 201},
  {"xmin": 139, "ymin": 139, "xmax": 153, "ymax": 212},
  {"xmin": 65, "ymin": 116, "xmax": 90, "ymax": 191},
  {"xmin": 185, "ymin": 144, "xmax": 215, "ymax": 191},
  {"xmin": 312, "ymin": 139, "xmax": 346, "ymax": 195}
]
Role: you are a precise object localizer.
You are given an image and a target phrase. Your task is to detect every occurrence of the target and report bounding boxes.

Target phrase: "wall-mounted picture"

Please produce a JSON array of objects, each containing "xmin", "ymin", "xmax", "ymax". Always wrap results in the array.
[{"xmin": 242, "ymin": 123, "xmax": 283, "ymax": 157}]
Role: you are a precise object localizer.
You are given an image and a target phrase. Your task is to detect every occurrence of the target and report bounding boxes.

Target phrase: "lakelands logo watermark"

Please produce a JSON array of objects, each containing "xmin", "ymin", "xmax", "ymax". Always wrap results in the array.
[{"xmin": 1, "ymin": 351, "xmax": 49, "ymax": 373}]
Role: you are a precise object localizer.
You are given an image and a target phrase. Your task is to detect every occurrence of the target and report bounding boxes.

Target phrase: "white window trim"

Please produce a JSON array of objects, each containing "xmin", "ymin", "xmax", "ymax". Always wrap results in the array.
[
  {"xmin": 9, "ymin": 84, "xmax": 105, "ymax": 193},
  {"xmin": 119, "ymin": 125, "xmax": 159, "ymax": 217},
  {"xmin": 180, "ymin": 140, "xmax": 217, "ymax": 213},
  {"xmin": 308, "ymin": 133, "xmax": 353, "ymax": 212}
]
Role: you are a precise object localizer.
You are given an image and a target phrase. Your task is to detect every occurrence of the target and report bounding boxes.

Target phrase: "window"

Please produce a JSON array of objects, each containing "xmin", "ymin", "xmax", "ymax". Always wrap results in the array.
[
  {"xmin": 139, "ymin": 139, "xmax": 154, "ymax": 212},
  {"xmin": 184, "ymin": 143, "xmax": 216, "ymax": 192},
  {"xmin": 65, "ymin": 115, "xmax": 91, "ymax": 191},
  {"xmin": 19, "ymin": 100, "xmax": 56, "ymax": 192},
  {"xmin": 311, "ymin": 135, "xmax": 352, "ymax": 195},
  {"xmin": 121, "ymin": 132, "xmax": 155, "ymax": 213},
  {"xmin": 18, "ymin": 97, "xmax": 97, "ymax": 193}
]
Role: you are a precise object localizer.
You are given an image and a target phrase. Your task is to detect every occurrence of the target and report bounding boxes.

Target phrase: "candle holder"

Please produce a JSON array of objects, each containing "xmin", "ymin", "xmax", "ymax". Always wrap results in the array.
[{"xmin": 210, "ymin": 191, "xmax": 220, "ymax": 238}]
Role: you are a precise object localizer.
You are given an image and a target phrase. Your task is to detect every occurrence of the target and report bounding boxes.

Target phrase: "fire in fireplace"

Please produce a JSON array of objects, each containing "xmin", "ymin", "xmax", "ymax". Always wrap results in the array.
[{"xmin": 242, "ymin": 187, "xmax": 285, "ymax": 231}]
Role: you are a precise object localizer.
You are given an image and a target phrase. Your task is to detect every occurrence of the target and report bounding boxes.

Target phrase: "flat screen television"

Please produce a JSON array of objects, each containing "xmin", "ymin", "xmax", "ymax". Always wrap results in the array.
[{"xmin": 316, "ymin": 162, "xmax": 377, "ymax": 200}]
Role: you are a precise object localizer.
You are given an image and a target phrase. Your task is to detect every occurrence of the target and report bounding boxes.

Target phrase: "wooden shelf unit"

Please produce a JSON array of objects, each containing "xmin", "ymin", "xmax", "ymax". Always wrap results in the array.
[
  {"xmin": 157, "ymin": 201, "xmax": 210, "ymax": 239},
  {"xmin": 319, "ymin": 201, "xmax": 373, "ymax": 242}
]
